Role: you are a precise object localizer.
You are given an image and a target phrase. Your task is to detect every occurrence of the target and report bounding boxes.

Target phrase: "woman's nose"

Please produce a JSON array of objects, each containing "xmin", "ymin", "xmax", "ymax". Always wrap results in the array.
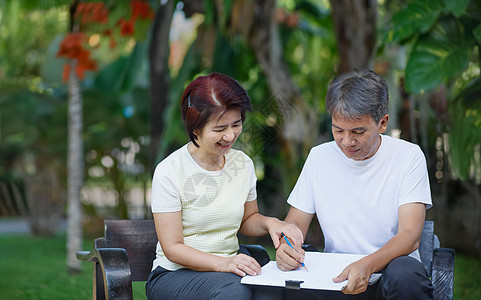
[{"xmin": 223, "ymin": 128, "xmax": 235, "ymax": 141}]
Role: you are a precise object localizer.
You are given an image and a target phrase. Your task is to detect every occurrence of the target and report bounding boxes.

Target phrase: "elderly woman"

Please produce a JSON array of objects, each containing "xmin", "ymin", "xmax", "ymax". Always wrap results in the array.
[{"xmin": 145, "ymin": 73, "xmax": 303, "ymax": 300}]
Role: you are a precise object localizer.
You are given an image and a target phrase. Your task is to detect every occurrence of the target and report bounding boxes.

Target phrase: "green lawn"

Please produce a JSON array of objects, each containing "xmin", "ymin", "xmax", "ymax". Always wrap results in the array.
[
  {"xmin": 0, "ymin": 234, "xmax": 480, "ymax": 299},
  {"xmin": 0, "ymin": 234, "xmax": 147, "ymax": 300}
]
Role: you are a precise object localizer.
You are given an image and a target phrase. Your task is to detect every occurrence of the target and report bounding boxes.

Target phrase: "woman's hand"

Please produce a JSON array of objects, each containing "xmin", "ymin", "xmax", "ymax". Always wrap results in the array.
[
  {"xmin": 217, "ymin": 254, "xmax": 262, "ymax": 277},
  {"xmin": 267, "ymin": 219, "xmax": 304, "ymax": 249}
]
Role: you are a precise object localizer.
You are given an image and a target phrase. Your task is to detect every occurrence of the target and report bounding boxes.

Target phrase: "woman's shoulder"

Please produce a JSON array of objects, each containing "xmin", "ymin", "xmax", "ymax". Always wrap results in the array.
[
  {"xmin": 154, "ymin": 144, "xmax": 189, "ymax": 172},
  {"xmin": 226, "ymin": 148, "xmax": 254, "ymax": 172},
  {"xmin": 227, "ymin": 148, "xmax": 252, "ymax": 162}
]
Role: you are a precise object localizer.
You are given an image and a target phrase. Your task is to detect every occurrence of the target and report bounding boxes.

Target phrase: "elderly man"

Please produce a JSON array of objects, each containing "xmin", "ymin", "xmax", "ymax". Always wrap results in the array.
[{"xmin": 277, "ymin": 70, "xmax": 433, "ymax": 299}]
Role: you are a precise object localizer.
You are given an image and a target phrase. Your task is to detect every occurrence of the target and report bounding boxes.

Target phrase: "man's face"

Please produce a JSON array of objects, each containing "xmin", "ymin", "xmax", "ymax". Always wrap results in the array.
[{"xmin": 331, "ymin": 113, "xmax": 388, "ymax": 161}]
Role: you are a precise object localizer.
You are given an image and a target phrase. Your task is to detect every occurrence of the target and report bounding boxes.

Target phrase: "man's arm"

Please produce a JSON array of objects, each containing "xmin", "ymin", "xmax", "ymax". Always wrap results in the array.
[
  {"xmin": 275, "ymin": 206, "xmax": 314, "ymax": 270},
  {"xmin": 334, "ymin": 202, "xmax": 426, "ymax": 294}
]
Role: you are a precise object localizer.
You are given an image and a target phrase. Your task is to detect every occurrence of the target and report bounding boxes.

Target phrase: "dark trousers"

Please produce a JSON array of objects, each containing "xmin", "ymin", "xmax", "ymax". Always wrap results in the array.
[
  {"xmin": 145, "ymin": 246, "xmax": 284, "ymax": 300},
  {"xmin": 283, "ymin": 256, "xmax": 433, "ymax": 300}
]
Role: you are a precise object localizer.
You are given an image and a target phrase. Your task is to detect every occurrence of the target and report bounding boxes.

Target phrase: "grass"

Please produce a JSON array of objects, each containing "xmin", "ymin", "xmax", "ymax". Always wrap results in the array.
[
  {"xmin": 454, "ymin": 254, "xmax": 481, "ymax": 299},
  {"xmin": 0, "ymin": 234, "xmax": 480, "ymax": 300},
  {"xmin": 0, "ymin": 234, "xmax": 146, "ymax": 300}
]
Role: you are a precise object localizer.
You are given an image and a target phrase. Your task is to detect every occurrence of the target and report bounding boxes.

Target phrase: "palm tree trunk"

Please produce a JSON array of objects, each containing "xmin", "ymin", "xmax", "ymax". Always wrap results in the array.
[{"xmin": 66, "ymin": 58, "xmax": 83, "ymax": 273}]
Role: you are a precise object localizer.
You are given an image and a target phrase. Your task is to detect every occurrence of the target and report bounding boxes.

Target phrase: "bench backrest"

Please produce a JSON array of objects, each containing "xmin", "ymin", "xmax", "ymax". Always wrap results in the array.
[
  {"xmin": 419, "ymin": 220, "xmax": 437, "ymax": 277},
  {"xmin": 95, "ymin": 219, "xmax": 157, "ymax": 281},
  {"xmin": 96, "ymin": 219, "xmax": 438, "ymax": 281}
]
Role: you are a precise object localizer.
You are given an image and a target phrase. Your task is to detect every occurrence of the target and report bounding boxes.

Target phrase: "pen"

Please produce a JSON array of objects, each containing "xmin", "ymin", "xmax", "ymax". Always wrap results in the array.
[{"xmin": 281, "ymin": 232, "xmax": 308, "ymax": 271}]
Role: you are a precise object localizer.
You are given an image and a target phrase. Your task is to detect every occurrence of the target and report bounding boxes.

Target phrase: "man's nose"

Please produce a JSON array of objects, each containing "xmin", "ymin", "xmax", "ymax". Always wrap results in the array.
[{"xmin": 342, "ymin": 133, "xmax": 356, "ymax": 146}]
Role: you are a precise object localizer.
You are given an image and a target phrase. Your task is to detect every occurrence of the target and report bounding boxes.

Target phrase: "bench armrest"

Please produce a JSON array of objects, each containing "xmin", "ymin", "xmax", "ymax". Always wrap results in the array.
[
  {"xmin": 77, "ymin": 248, "xmax": 133, "ymax": 300},
  {"xmin": 432, "ymin": 247, "xmax": 455, "ymax": 300},
  {"xmin": 242, "ymin": 244, "xmax": 271, "ymax": 267}
]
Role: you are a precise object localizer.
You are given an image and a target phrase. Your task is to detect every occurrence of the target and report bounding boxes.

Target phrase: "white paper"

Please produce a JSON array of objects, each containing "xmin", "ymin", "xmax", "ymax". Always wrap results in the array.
[{"xmin": 241, "ymin": 252, "xmax": 381, "ymax": 291}]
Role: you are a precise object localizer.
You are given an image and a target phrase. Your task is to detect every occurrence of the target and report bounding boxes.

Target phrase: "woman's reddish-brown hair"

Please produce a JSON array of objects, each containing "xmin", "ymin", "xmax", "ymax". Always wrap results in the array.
[{"xmin": 181, "ymin": 73, "xmax": 252, "ymax": 147}]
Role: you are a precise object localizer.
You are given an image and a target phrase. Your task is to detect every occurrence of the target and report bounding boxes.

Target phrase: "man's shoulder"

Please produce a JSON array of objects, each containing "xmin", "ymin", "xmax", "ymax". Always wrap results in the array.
[
  {"xmin": 302, "ymin": 141, "xmax": 341, "ymax": 167},
  {"xmin": 310, "ymin": 140, "xmax": 337, "ymax": 154},
  {"xmin": 381, "ymin": 135, "xmax": 426, "ymax": 165},
  {"xmin": 383, "ymin": 135, "xmax": 422, "ymax": 152}
]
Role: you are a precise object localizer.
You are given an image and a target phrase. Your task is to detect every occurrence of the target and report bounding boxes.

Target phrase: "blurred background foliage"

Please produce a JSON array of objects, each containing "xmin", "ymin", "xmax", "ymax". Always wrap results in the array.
[{"xmin": 0, "ymin": 0, "xmax": 480, "ymax": 262}]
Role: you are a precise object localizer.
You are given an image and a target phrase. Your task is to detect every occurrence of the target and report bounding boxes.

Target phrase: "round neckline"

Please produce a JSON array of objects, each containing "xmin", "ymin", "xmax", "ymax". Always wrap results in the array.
[
  {"xmin": 184, "ymin": 143, "xmax": 227, "ymax": 175},
  {"xmin": 340, "ymin": 135, "xmax": 384, "ymax": 167}
]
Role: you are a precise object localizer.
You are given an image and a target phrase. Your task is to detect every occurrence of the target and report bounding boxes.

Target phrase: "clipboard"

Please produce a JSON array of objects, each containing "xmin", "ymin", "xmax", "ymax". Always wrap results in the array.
[{"xmin": 241, "ymin": 252, "xmax": 382, "ymax": 291}]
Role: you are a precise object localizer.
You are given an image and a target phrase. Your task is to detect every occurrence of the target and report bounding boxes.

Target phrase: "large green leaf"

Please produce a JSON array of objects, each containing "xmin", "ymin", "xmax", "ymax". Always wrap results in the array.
[
  {"xmin": 156, "ymin": 43, "xmax": 200, "ymax": 162},
  {"xmin": 448, "ymin": 102, "xmax": 481, "ymax": 181},
  {"xmin": 474, "ymin": 24, "xmax": 481, "ymax": 45},
  {"xmin": 456, "ymin": 77, "xmax": 481, "ymax": 109},
  {"xmin": 41, "ymin": 34, "xmax": 65, "ymax": 83},
  {"xmin": 405, "ymin": 20, "xmax": 473, "ymax": 94},
  {"xmin": 94, "ymin": 42, "xmax": 147, "ymax": 93},
  {"xmin": 444, "ymin": 0, "xmax": 470, "ymax": 18},
  {"xmin": 383, "ymin": 0, "xmax": 445, "ymax": 44}
]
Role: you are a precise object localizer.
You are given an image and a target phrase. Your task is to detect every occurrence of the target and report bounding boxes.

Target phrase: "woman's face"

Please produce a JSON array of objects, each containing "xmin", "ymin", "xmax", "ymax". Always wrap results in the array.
[{"xmin": 194, "ymin": 108, "xmax": 243, "ymax": 157}]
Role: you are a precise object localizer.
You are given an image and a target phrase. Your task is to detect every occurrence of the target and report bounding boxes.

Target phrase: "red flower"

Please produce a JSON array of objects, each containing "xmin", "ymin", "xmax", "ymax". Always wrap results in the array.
[
  {"xmin": 119, "ymin": 19, "xmax": 135, "ymax": 36},
  {"xmin": 109, "ymin": 38, "xmax": 117, "ymax": 49},
  {"xmin": 131, "ymin": 0, "xmax": 154, "ymax": 21},
  {"xmin": 58, "ymin": 33, "xmax": 97, "ymax": 82},
  {"xmin": 62, "ymin": 64, "xmax": 71, "ymax": 82},
  {"xmin": 75, "ymin": 2, "xmax": 108, "ymax": 24},
  {"xmin": 57, "ymin": 33, "xmax": 86, "ymax": 59}
]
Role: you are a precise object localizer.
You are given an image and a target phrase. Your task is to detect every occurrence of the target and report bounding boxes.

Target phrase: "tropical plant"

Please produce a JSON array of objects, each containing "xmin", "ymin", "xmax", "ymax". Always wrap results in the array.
[
  {"xmin": 0, "ymin": 0, "xmax": 70, "ymax": 234},
  {"xmin": 383, "ymin": 0, "xmax": 481, "ymax": 256}
]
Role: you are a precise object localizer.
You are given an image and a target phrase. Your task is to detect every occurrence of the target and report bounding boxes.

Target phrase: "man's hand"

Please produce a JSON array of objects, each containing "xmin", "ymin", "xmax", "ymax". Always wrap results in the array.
[
  {"xmin": 333, "ymin": 259, "xmax": 373, "ymax": 294},
  {"xmin": 275, "ymin": 241, "xmax": 306, "ymax": 271}
]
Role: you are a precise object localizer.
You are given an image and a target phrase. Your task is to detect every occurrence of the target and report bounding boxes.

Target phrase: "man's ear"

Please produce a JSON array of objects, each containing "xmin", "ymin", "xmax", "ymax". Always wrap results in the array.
[{"xmin": 379, "ymin": 114, "xmax": 389, "ymax": 133}]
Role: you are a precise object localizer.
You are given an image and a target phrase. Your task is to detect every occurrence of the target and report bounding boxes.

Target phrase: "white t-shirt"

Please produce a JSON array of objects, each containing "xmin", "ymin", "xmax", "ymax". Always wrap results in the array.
[
  {"xmin": 151, "ymin": 144, "xmax": 257, "ymax": 271},
  {"xmin": 287, "ymin": 135, "xmax": 432, "ymax": 260}
]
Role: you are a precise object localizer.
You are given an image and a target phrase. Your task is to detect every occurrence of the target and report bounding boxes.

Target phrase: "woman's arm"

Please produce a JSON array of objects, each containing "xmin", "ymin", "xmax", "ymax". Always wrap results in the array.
[
  {"xmin": 153, "ymin": 212, "xmax": 261, "ymax": 276},
  {"xmin": 239, "ymin": 200, "xmax": 304, "ymax": 249},
  {"xmin": 275, "ymin": 206, "xmax": 315, "ymax": 271}
]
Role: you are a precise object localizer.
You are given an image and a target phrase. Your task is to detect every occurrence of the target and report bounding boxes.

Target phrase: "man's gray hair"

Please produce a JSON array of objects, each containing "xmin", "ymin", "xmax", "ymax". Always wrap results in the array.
[{"xmin": 326, "ymin": 70, "xmax": 389, "ymax": 123}]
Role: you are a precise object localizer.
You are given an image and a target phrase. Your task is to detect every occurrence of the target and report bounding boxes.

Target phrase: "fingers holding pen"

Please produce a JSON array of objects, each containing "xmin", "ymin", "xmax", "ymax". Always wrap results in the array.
[{"xmin": 275, "ymin": 243, "xmax": 305, "ymax": 271}]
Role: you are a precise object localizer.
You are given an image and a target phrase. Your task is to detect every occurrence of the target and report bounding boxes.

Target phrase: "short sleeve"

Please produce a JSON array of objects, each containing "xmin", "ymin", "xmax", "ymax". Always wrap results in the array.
[
  {"xmin": 246, "ymin": 156, "xmax": 257, "ymax": 202},
  {"xmin": 287, "ymin": 149, "xmax": 316, "ymax": 213},
  {"xmin": 398, "ymin": 146, "xmax": 432, "ymax": 209},
  {"xmin": 151, "ymin": 161, "xmax": 181, "ymax": 213}
]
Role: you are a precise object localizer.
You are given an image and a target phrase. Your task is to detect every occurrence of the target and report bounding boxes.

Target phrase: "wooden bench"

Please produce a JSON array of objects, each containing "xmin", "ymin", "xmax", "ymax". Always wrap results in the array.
[
  {"xmin": 77, "ymin": 219, "xmax": 270, "ymax": 300},
  {"xmin": 77, "ymin": 220, "xmax": 454, "ymax": 300}
]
